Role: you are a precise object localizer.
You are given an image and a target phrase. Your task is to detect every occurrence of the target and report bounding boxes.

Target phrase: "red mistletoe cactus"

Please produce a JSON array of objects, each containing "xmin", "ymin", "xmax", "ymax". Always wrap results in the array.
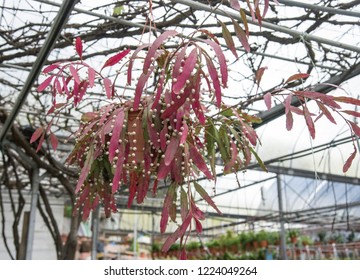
[{"xmin": 34, "ymin": 28, "xmax": 360, "ymax": 257}]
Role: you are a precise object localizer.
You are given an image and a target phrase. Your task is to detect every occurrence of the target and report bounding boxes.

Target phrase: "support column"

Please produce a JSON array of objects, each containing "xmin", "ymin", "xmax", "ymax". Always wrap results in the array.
[{"xmin": 277, "ymin": 174, "xmax": 287, "ymax": 260}]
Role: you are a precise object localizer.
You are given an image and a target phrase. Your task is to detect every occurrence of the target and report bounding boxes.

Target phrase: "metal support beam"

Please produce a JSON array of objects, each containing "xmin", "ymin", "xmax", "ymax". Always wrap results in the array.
[
  {"xmin": 0, "ymin": 0, "xmax": 79, "ymax": 148},
  {"xmin": 278, "ymin": 0, "xmax": 360, "ymax": 18},
  {"xmin": 174, "ymin": 0, "xmax": 360, "ymax": 53},
  {"xmin": 276, "ymin": 174, "xmax": 287, "ymax": 260}
]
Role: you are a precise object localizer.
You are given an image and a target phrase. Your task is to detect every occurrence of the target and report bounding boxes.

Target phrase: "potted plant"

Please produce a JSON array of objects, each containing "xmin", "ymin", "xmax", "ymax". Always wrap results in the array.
[
  {"xmin": 300, "ymin": 235, "xmax": 313, "ymax": 246},
  {"xmin": 288, "ymin": 229, "xmax": 299, "ymax": 244},
  {"xmin": 256, "ymin": 230, "xmax": 269, "ymax": 248}
]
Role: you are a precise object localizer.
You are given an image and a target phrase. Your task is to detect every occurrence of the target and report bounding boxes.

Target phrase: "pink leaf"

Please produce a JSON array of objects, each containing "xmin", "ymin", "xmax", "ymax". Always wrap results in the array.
[
  {"xmin": 229, "ymin": 0, "xmax": 240, "ymax": 10},
  {"xmin": 205, "ymin": 56, "xmax": 222, "ymax": 107},
  {"xmin": 75, "ymin": 37, "xmax": 83, "ymax": 60},
  {"xmin": 127, "ymin": 44, "xmax": 149, "ymax": 86},
  {"xmin": 172, "ymin": 46, "xmax": 187, "ymax": 79},
  {"xmin": 180, "ymin": 122, "xmax": 188, "ymax": 144},
  {"xmin": 285, "ymin": 73, "xmax": 310, "ymax": 84},
  {"xmin": 263, "ymin": 0, "xmax": 270, "ymax": 18},
  {"xmin": 343, "ymin": 148, "xmax": 357, "ymax": 173},
  {"xmin": 133, "ymin": 66, "xmax": 154, "ymax": 111},
  {"xmin": 30, "ymin": 126, "xmax": 44, "ymax": 143},
  {"xmin": 143, "ymin": 30, "xmax": 178, "ymax": 73},
  {"xmin": 108, "ymin": 110, "xmax": 125, "ymax": 162},
  {"xmin": 264, "ymin": 92, "xmax": 272, "ymax": 110},
  {"xmin": 189, "ymin": 144, "xmax": 214, "ymax": 180},
  {"xmin": 49, "ymin": 133, "xmax": 58, "ymax": 151},
  {"xmin": 101, "ymin": 49, "xmax": 130, "ymax": 71},
  {"xmin": 286, "ymin": 111, "xmax": 293, "ymax": 131},
  {"xmin": 194, "ymin": 218, "xmax": 203, "ymax": 233},
  {"xmin": 152, "ymin": 69, "xmax": 165, "ymax": 109},
  {"xmin": 284, "ymin": 94, "xmax": 293, "ymax": 114},
  {"xmin": 69, "ymin": 65, "xmax": 80, "ymax": 84},
  {"xmin": 172, "ymin": 48, "xmax": 198, "ymax": 94},
  {"xmin": 204, "ymin": 39, "xmax": 228, "ymax": 87},
  {"xmin": 38, "ymin": 76, "xmax": 53, "ymax": 92},
  {"xmin": 232, "ymin": 19, "xmax": 250, "ymax": 53},
  {"xmin": 103, "ymin": 78, "xmax": 112, "ymax": 99},
  {"xmin": 255, "ymin": 67, "xmax": 267, "ymax": 86},
  {"xmin": 88, "ymin": 67, "xmax": 96, "ymax": 88},
  {"xmin": 75, "ymin": 147, "xmax": 93, "ymax": 193},
  {"xmin": 43, "ymin": 64, "xmax": 59, "ymax": 74}
]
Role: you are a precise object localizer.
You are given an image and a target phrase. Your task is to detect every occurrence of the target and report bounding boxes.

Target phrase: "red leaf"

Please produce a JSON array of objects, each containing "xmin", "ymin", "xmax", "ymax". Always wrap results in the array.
[
  {"xmin": 219, "ymin": 21, "xmax": 238, "ymax": 58},
  {"xmin": 30, "ymin": 127, "xmax": 44, "ymax": 143},
  {"xmin": 303, "ymin": 104, "xmax": 316, "ymax": 139},
  {"xmin": 152, "ymin": 69, "xmax": 165, "ymax": 109},
  {"xmin": 342, "ymin": 110, "xmax": 360, "ymax": 118},
  {"xmin": 49, "ymin": 133, "xmax": 58, "ymax": 151},
  {"xmin": 165, "ymin": 136, "xmax": 180, "ymax": 166},
  {"xmin": 194, "ymin": 218, "xmax": 203, "ymax": 233},
  {"xmin": 172, "ymin": 45, "xmax": 187, "ymax": 79},
  {"xmin": 38, "ymin": 76, "xmax": 53, "ymax": 92},
  {"xmin": 318, "ymin": 102, "xmax": 336, "ymax": 124},
  {"xmin": 103, "ymin": 78, "xmax": 112, "ymax": 99},
  {"xmin": 172, "ymin": 48, "xmax": 198, "ymax": 94},
  {"xmin": 232, "ymin": 19, "xmax": 250, "ymax": 53},
  {"xmin": 285, "ymin": 73, "xmax": 310, "ymax": 84},
  {"xmin": 189, "ymin": 144, "xmax": 213, "ymax": 180},
  {"xmin": 348, "ymin": 120, "xmax": 360, "ymax": 137},
  {"xmin": 88, "ymin": 67, "xmax": 96, "ymax": 88},
  {"xmin": 264, "ymin": 92, "xmax": 272, "ymax": 110},
  {"xmin": 143, "ymin": 30, "xmax": 178, "ymax": 73},
  {"xmin": 160, "ymin": 184, "xmax": 176, "ymax": 233},
  {"xmin": 343, "ymin": 148, "xmax": 357, "ymax": 173},
  {"xmin": 101, "ymin": 49, "xmax": 130, "ymax": 71},
  {"xmin": 286, "ymin": 111, "xmax": 293, "ymax": 131},
  {"xmin": 334, "ymin": 96, "xmax": 360, "ymax": 106},
  {"xmin": 162, "ymin": 213, "xmax": 191, "ymax": 252},
  {"xmin": 75, "ymin": 37, "xmax": 83, "ymax": 60},
  {"xmin": 36, "ymin": 133, "xmax": 45, "ymax": 153}
]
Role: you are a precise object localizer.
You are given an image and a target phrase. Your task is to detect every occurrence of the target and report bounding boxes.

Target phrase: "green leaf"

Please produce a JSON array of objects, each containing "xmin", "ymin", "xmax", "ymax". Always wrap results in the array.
[
  {"xmin": 194, "ymin": 182, "xmax": 222, "ymax": 215},
  {"xmin": 249, "ymin": 147, "xmax": 267, "ymax": 172},
  {"xmin": 180, "ymin": 187, "xmax": 189, "ymax": 222},
  {"xmin": 113, "ymin": 5, "xmax": 124, "ymax": 16}
]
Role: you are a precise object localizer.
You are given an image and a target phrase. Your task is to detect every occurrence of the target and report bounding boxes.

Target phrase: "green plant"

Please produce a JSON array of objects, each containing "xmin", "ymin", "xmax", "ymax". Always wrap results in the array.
[{"xmin": 300, "ymin": 235, "xmax": 313, "ymax": 246}]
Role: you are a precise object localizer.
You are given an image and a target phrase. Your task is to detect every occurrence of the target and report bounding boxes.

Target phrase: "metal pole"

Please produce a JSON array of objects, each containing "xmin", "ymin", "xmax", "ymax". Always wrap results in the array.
[
  {"xmin": 277, "ymin": 174, "xmax": 287, "ymax": 260},
  {"xmin": 0, "ymin": 0, "xmax": 79, "ymax": 148},
  {"xmin": 25, "ymin": 167, "xmax": 40, "ymax": 259},
  {"xmin": 278, "ymin": 0, "xmax": 360, "ymax": 18},
  {"xmin": 174, "ymin": 0, "xmax": 360, "ymax": 53},
  {"xmin": 91, "ymin": 205, "xmax": 100, "ymax": 260}
]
